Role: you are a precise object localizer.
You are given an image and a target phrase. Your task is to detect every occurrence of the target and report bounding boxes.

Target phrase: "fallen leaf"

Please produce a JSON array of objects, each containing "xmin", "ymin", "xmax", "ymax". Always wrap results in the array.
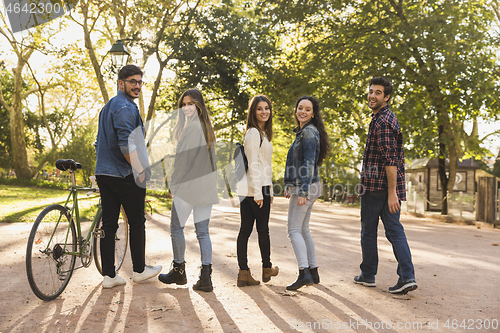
[{"xmin": 149, "ymin": 306, "xmax": 170, "ymax": 312}]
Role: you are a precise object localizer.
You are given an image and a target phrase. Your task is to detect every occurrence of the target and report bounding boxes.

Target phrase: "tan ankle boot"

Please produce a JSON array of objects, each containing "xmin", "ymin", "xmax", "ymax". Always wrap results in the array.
[
  {"xmin": 262, "ymin": 266, "xmax": 279, "ymax": 282},
  {"xmin": 237, "ymin": 269, "xmax": 260, "ymax": 287}
]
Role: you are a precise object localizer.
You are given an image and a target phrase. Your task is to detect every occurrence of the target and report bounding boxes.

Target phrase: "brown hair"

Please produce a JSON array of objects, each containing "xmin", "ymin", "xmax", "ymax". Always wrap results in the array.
[
  {"xmin": 245, "ymin": 95, "xmax": 273, "ymax": 141},
  {"xmin": 173, "ymin": 88, "xmax": 216, "ymax": 148},
  {"xmin": 294, "ymin": 95, "xmax": 330, "ymax": 166}
]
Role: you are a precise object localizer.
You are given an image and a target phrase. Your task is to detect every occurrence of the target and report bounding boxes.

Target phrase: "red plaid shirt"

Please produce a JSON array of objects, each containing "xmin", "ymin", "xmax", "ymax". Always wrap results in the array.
[{"xmin": 360, "ymin": 105, "xmax": 406, "ymax": 201}]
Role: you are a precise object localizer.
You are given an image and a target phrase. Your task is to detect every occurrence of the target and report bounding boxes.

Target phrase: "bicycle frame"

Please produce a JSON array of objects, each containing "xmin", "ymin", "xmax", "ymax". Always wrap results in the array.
[{"xmin": 56, "ymin": 170, "xmax": 102, "ymax": 258}]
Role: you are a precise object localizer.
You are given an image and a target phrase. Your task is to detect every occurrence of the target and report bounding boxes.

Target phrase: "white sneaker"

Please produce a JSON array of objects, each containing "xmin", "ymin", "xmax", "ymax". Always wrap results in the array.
[
  {"xmin": 133, "ymin": 265, "xmax": 162, "ymax": 283},
  {"xmin": 102, "ymin": 275, "xmax": 126, "ymax": 289}
]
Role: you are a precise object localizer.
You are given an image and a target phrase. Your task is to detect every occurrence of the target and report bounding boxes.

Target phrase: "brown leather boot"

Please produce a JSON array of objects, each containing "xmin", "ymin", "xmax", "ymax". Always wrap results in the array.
[
  {"xmin": 237, "ymin": 269, "xmax": 260, "ymax": 287},
  {"xmin": 262, "ymin": 266, "xmax": 279, "ymax": 282}
]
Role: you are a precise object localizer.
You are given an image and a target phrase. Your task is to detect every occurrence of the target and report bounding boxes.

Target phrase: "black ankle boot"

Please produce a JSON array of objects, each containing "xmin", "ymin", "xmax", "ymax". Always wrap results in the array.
[
  {"xmin": 309, "ymin": 267, "xmax": 319, "ymax": 284},
  {"xmin": 286, "ymin": 268, "xmax": 314, "ymax": 291},
  {"xmin": 158, "ymin": 261, "xmax": 187, "ymax": 285},
  {"xmin": 193, "ymin": 264, "xmax": 213, "ymax": 292}
]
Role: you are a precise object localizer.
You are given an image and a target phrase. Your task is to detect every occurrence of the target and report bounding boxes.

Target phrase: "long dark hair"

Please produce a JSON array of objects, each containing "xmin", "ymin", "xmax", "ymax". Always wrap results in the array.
[
  {"xmin": 174, "ymin": 88, "xmax": 216, "ymax": 148},
  {"xmin": 245, "ymin": 95, "xmax": 273, "ymax": 141},
  {"xmin": 294, "ymin": 96, "xmax": 329, "ymax": 166}
]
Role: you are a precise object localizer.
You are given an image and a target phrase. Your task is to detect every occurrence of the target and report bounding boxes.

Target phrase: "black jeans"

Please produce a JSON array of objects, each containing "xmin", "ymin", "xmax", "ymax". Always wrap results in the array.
[
  {"xmin": 96, "ymin": 174, "xmax": 146, "ymax": 277},
  {"xmin": 237, "ymin": 186, "xmax": 272, "ymax": 270}
]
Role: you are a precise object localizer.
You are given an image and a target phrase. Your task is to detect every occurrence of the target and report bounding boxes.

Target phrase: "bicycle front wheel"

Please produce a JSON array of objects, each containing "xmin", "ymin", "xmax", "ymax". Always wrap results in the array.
[
  {"xmin": 26, "ymin": 204, "xmax": 77, "ymax": 301},
  {"xmin": 94, "ymin": 206, "xmax": 129, "ymax": 276}
]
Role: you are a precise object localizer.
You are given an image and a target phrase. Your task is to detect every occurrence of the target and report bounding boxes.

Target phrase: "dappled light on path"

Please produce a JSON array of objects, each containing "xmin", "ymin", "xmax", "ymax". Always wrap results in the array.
[{"xmin": 1, "ymin": 198, "xmax": 499, "ymax": 332}]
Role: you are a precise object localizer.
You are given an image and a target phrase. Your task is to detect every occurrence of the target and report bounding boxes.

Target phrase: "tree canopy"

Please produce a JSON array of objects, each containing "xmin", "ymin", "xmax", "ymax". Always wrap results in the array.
[{"xmin": 1, "ymin": 0, "xmax": 499, "ymax": 215}]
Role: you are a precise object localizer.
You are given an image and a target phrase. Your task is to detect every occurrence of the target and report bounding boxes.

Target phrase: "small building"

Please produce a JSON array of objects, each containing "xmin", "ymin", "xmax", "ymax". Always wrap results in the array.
[{"xmin": 406, "ymin": 158, "xmax": 480, "ymax": 211}]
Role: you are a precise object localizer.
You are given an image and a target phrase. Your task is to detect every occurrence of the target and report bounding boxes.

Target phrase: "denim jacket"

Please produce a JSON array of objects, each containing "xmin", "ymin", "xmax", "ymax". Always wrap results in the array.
[
  {"xmin": 95, "ymin": 90, "xmax": 150, "ymax": 179},
  {"xmin": 284, "ymin": 121, "xmax": 320, "ymax": 197}
]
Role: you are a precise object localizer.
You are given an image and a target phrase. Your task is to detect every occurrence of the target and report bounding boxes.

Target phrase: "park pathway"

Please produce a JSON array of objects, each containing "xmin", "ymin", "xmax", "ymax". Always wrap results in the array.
[{"xmin": 1, "ymin": 197, "xmax": 499, "ymax": 332}]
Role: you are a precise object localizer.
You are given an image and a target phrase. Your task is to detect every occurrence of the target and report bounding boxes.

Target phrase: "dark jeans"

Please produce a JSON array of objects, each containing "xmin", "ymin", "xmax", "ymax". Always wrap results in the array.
[
  {"xmin": 96, "ymin": 174, "xmax": 146, "ymax": 277},
  {"xmin": 237, "ymin": 186, "xmax": 272, "ymax": 270},
  {"xmin": 360, "ymin": 190, "xmax": 415, "ymax": 282}
]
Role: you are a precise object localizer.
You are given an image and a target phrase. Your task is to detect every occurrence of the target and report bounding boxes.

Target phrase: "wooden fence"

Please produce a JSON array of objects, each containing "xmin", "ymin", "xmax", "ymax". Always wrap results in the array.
[{"xmin": 475, "ymin": 177, "xmax": 498, "ymax": 223}]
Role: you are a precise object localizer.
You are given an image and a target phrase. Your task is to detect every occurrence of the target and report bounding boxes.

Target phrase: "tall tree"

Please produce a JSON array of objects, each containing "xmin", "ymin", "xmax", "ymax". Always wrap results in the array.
[
  {"xmin": 0, "ymin": 66, "xmax": 12, "ymax": 169},
  {"xmin": 269, "ymin": 0, "xmax": 500, "ymax": 214},
  {"xmin": 0, "ymin": 13, "xmax": 101, "ymax": 178},
  {"xmin": 71, "ymin": 0, "xmax": 203, "ymax": 121},
  {"xmin": 168, "ymin": 1, "xmax": 280, "ymax": 137},
  {"xmin": 0, "ymin": 16, "xmax": 40, "ymax": 178}
]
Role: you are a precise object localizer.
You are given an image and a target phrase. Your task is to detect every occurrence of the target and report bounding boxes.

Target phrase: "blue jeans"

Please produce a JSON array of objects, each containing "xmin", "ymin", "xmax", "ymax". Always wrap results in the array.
[
  {"xmin": 360, "ymin": 190, "xmax": 415, "ymax": 282},
  {"xmin": 287, "ymin": 184, "xmax": 320, "ymax": 269},
  {"xmin": 170, "ymin": 197, "xmax": 212, "ymax": 265}
]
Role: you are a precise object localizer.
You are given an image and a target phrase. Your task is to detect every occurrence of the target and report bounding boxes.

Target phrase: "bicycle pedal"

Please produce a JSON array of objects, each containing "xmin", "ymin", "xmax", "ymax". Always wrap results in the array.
[{"xmin": 94, "ymin": 228, "xmax": 105, "ymax": 238}]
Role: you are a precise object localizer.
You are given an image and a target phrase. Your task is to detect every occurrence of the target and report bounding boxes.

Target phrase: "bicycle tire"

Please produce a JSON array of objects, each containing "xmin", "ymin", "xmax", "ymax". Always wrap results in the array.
[
  {"xmin": 26, "ymin": 204, "xmax": 77, "ymax": 301},
  {"xmin": 93, "ymin": 206, "xmax": 129, "ymax": 276}
]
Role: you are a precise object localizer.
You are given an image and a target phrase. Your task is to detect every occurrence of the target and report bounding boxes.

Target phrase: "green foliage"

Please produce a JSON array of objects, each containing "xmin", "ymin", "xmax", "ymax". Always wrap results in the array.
[
  {"xmin": 492, "ymin": 151, "xmax": 500, "ymax": 178},
  {"xmin": 0, "ymin": 175, "xmax": 67, "ymax": 189},
  {"xmin": 60, "ymin": 124, "xmax": 97, "ymax": 186},
  {"xmin": 263, "ymin": 0, "xmax": 500, "ymax": 192},
  {"xmin": 163, "ymin": 1, "xmax": 280, "ymax": 141},
  {"xmin": 0, "ymin": 69, "xmax": 12, "ymax": 169}
]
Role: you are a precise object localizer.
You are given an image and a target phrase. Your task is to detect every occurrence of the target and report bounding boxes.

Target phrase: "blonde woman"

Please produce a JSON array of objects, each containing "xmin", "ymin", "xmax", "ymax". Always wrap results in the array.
[
  {"xmin": 158, "ymin": 88, "xmax": 218, "ymax": 292},
  {"xmin": 236, "ymin": 95, "xmax": 279, "ymax": 286}
]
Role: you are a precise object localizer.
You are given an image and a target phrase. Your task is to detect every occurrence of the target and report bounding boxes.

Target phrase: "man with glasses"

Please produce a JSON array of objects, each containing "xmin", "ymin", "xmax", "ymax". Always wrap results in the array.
[{"xmin": 95, "ymin": 64, "xmax": 161, "ymax": 288}]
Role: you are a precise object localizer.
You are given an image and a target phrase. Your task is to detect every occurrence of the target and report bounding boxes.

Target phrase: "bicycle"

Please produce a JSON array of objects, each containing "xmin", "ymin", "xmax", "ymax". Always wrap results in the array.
[{"xmin": 26, "ymin": 159, "xmax": 129, "ymax": 301}]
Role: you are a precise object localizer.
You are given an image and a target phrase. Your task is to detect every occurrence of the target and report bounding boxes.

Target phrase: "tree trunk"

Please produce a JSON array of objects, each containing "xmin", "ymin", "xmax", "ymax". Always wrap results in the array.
[
  {"xmin": 438, "ymin": 125, "xmax": 448, "ymax": 215},
  {"xmin": 10, "ymin": 60, "xmax": 32, "ymax": 179},
  {"xmin": 81, "ymin": 1, "xmax": 109, "ymax": 104}
]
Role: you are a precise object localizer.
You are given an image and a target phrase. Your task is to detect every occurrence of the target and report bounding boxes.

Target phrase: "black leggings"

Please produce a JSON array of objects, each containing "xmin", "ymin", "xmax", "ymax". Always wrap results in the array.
[{"xmin": 237, "ymin": 186, "xmax": 272, "ymax": 270}]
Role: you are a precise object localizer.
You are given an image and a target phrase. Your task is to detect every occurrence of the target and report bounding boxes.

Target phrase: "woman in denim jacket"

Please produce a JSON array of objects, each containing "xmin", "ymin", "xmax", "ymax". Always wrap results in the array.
[{"xmin": 284, "ymin": 96, "xmax": 329, "ymax": 290}]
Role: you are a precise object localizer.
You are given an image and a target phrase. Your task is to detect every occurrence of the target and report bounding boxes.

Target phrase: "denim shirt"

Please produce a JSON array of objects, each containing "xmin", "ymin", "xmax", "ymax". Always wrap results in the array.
[
  {"xmin": 95, "ymin": 90, "xmax": 149, "ymax": 178},
  {"xmin": 284, "ymin": 121, "xmax": 320, "ymax": 197}
]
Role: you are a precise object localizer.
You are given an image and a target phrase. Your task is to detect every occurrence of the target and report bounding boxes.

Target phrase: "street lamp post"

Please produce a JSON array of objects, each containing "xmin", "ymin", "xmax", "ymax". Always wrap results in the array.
[{"xmin": 108, "ymin": 40, "xmax": 131, "ymax": 91}]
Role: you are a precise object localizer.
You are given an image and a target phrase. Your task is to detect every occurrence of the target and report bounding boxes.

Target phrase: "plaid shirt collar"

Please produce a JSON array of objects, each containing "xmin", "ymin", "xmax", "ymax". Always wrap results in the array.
[{"xmin": 371, "ymin": 105, "xmax": 390, "ymax": 121}]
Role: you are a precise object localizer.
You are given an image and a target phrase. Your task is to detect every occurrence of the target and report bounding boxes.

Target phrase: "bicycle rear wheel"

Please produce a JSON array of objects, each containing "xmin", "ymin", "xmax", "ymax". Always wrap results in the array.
[
  {"xmin": 26, "ymin": 204, "xmax": 77, "ymax": 301},
  {"xmin": 94, "ymin": 206, "xmax": 129, "ymax": 276}
]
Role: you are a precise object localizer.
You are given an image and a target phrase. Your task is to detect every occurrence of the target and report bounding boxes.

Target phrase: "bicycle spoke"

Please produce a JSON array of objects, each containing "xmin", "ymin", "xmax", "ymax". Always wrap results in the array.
[{"xmin": 26, "ymin": 205, "xmax": 76, "ymax": 301}]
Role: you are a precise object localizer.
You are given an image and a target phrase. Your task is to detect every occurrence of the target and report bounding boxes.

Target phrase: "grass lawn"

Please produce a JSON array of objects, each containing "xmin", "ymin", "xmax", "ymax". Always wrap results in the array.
[{"xmin": 0, "ymin": 185, "xmax": 171, "ymax": 223}]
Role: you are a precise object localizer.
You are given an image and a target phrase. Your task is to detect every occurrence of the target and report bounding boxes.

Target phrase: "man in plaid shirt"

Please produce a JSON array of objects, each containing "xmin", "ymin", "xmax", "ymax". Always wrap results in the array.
[{"xmin": 354, "ymin": 77, "xmax": 417, "ymax": 295}]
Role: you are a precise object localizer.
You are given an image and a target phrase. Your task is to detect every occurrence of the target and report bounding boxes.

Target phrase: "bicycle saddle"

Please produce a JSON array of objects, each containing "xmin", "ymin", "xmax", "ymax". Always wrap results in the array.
[{"xmin": 55, "ymin": 159, "xmax": 82, "ymax": 171}]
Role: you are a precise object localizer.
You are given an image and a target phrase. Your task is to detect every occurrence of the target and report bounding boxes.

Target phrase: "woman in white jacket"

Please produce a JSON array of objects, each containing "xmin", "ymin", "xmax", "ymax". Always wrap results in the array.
[{"xmin": 236, "ymin": 95, "xmax": 279, "ymax": 286}]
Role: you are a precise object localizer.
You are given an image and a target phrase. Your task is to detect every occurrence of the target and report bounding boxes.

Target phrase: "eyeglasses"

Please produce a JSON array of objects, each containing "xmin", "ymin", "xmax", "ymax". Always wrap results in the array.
[{"xmin": 123, "ymin": 79, "xmax": 144, "ymax": 86}]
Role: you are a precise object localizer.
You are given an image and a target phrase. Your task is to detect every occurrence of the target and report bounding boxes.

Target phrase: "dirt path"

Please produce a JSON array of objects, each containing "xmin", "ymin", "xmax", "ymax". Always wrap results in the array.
[{"xmin": 1, "ymin": 198, "xmax": 499, "ymax": 332}]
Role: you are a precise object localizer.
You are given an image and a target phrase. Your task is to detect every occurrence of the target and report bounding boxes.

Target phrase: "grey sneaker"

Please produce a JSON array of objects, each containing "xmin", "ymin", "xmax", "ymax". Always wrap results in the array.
[
  {"xmin": 102, "ymin": 275, "xmax": 126, "ymax": 289},
  {"xmin": 133, "ymin": 265, "xmax": 162, "ymax": 283},
  {"xmin": 389, "ymin": 280, "xmax": 418, "ymax": 294},
  {"xmin": 354, "ymin": 274, "xmax": 376, "ymax": 287}
]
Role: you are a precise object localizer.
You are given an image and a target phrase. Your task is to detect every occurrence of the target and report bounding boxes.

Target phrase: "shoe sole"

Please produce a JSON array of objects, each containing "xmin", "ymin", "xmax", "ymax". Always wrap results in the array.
[
  {"xmin": 286, "ymin": 281, "xmax": 314, "ymax": 291},
  {"xmin": 102, "ymin": 282, "xmax": 126, "ymax": 289},
  {"xmin": 133, "ymin": 272, "xmax": 161, "ymax": 283},
  {"xmin": 158, "ymin": 277, "xmax": 187, "ymax": 285},
  {"xmin": 354, "ymin": 280, "xmax": 376, "ymax": 287},
  {"xmin": 389, "ymin": 282, "xmax": 418, "ymax": 294},
  {"xmin": 237, "ymin": 281, "xmax": 260, "ymax": 287}
]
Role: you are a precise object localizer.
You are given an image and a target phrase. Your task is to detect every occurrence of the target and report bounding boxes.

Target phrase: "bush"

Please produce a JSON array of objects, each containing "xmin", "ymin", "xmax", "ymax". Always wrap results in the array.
[{"xmin": 0, "ymin": 176, "xmax": 68, "ymax": 190}]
